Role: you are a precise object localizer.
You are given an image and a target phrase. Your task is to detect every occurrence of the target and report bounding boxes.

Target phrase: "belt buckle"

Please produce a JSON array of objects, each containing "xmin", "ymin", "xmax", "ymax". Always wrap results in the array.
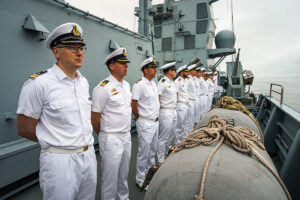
[{"xmin": 83, "ymin": 146, "xmax": 88, "ymax": 151}]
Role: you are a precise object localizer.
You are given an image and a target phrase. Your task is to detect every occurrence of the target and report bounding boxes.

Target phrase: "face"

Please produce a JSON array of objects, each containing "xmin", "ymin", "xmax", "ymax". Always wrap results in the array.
[
  {"xmin": 53, "ymin": 44, "xmax": 85, "ymax": 69},
  {"xmin": 182, "ymin": 71, "xmax": 188, "ymax": 78},
  {"xmin": 144, "ymin": 66, "xmax": 157, "ymax": 79},
  {"xmin": 196, "ymin": 71, "xmax": 201, "ymax": 77},
  {"xmin": 190, "ymin": 69, "xmax": 197, "ymax": 76},
  {"xmin": 167, "ymin": 68, "xmax": 177, "ymax": 79},
  {"xmin": 109, "ymin": 61, "xmax": 128, "ymax": 78}
]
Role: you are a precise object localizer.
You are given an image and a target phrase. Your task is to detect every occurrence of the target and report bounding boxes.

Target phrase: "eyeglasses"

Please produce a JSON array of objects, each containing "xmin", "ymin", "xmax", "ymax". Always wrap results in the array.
[{"xmin": 56, "ymin": 45, "xmax": 87, "ymax": 53}]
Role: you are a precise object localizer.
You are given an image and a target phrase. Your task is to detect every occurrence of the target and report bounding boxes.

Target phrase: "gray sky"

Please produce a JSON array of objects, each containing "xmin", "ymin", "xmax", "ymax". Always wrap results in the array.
[{"xmin": 67, "ymin": 0, "xmax": 300, "ymax": 77}]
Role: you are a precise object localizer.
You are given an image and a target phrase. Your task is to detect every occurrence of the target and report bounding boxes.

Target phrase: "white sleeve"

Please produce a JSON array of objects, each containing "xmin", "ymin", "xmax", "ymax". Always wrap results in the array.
[
  {"xmin": 132, "ymin": 83, "xmax": 141, "ymax": 100},
  {"xmin": 16, "ymin": 80, "xmax": 43, "ymax": 119},
  {"xmin": 91, "ymin": 86, "xmax": 108, "ymax": 113},
  {"xmin": 157, "ymin": 81, "xmax": 165, "ymax": 96}
]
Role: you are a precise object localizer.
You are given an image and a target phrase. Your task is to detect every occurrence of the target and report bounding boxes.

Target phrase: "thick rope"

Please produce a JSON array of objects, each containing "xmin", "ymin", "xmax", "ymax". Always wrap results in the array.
[
  {"xmin": 175, "ymin": 115, "xmax": 292, "ymax": 200},
  {"xmin": 211, "ymin": 96, "xmax": 264, "ymax": 143}
]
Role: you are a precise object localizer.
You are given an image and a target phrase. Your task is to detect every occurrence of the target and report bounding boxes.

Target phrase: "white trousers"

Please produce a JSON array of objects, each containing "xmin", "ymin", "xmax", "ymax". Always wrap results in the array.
[
  {"xmin": 199, "ymin": 95, "xmax": 206, "ymax": 118},
  {"xmin": 157, "ymin": 109, "xmax": 177, "ymax": 163},
  {"xmin": 39, "ymin": 146, "xmax": 97, "ymax": 200},
  {"xmin": 207, "ymin": 92, "xmax": 214, "ymax": 112},
  {"xmin": 202, "ymin": 95, "xmax": 208, "ymax": 115},
  {"xmin": 136, "ymin": 118, "xmax": 159, "ymax": 183},
  {"xmin": 99, "ymin": 132, "xmax": 132, "ymax": 200},
  {"xmin": 194, "ymin": 97, "xmax": 202, "ymax": 123},
  {"xmin": 174, "ymin": 102, "xmax": 188, "ymax": 146},
  {"xmin": 184, "ymin": 100, "xmax": 195, "ymax": 136}
]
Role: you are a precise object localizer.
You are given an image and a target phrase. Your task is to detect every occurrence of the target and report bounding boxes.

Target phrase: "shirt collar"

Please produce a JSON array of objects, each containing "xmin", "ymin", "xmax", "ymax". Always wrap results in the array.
[
  {"xmin": 142, "ymin": 76, "xmax": 152, "ymax": 84},
  {"xmin": 53, "ymin": 64, "xmax": 82, "ymax": 81},
  {"xmin": 163, "ymin": 75, "xmax": 172, "ymax": 82},
  {"xmin": 109, "ymin": 74, "xmax": 123, "ymax": 86}
]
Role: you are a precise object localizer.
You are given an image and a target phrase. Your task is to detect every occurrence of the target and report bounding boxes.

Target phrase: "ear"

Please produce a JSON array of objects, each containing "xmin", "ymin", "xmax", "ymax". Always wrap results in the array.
[
  {"xmin": 52, "ymin": 47, "xmax": 60, "ymax": 59},
  {"xmin": 108, "ymin": 63, "xmax": 115, "ymax": 71}
]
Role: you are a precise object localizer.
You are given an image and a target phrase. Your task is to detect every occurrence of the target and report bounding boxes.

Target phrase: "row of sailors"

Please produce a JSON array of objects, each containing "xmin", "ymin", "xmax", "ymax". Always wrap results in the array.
[{"xmin": 16, "ymin": 22, "xmax": 220, "ymax": 200}]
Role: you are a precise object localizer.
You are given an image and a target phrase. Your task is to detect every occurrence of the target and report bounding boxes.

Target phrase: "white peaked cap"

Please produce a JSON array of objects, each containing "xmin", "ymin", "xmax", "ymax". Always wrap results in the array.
[
  {"xmin": 140, "ymin": 57, "xmax": 158, "ymax": 71},
  {"xmin": 159, "ymin": 62, "xmax": 176, "ymax": 70},
  {"xmin": 187, "ymin": 64, "xmax": 197, "ymax": 71},
  {"xmin": 177, "ymin": 65, "xmax": 187, "ymax": 74},
  {"xmin": 45, "ymin": 22, "xmax": 84, "ymax": 49}
]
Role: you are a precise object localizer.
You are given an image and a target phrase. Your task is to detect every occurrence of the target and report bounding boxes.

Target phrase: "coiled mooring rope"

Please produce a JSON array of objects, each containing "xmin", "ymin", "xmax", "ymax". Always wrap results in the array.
[
  {"xmin": 211, "ymin": 96, "xmax": 264, "ymax": 143},
  {"xmin": 175, "ymin": 115, "xmax": 292, "ymax": 200}
]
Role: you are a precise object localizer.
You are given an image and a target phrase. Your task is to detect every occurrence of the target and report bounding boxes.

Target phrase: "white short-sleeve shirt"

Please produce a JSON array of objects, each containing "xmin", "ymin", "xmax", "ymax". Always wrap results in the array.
[
  {"xmin": 17, "ymin": 64, "xmax": 94, "ymax": 149},
  {"xmin": 207, "ymin": 79, "xmax": 215, "ymax": 92},
  {"xmin": 174, "ymin": 76, "xmax": 189, "ymax": 103},
  {"xmin": 199, "ymin": 77, "xmax": 206, "ymax": 95},
  {"xmin": 132, "ymin": 77, "xmax": 159, "ymax": 120},
  {"xmin": 186, "ymin": 75, "xmax": 197, "ymax": 100},
  {"xmin": 92, "ymin": 75, "xmax": 132, "ymax": 133},
  {"xmin": 157, "ymin": 76, "xmax": 177, "ymax": 108}
]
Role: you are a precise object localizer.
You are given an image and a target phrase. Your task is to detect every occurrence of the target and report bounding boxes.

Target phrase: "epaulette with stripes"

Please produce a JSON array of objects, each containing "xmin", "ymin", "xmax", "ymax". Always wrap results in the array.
[
  {"xmin": 100, "ymin": 80, "xmax": 109, "ymax": 87},
  {"xmin": 29, "ymin": 70, "xmax": 47, "ymax": 79},
  {"xmin": 136, "ymin": 79, "xmax": 142, "ymax": 83},
  {"xmin": 178, "ymin": 78, "xmax": 181, "ymax": 81}
]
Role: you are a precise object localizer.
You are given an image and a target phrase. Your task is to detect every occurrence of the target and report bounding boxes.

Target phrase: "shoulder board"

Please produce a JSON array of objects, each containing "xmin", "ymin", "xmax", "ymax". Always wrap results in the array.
[
  {"xmin": 178, "ymin": 78, "xmax": 181, "ymax": 81},
  {"xmin": 161, "ymin": 78, "xmax": 166, "ymax": 83},
  {"xmin": 100, "ymin": 80, "xmax": 109, "ymax": 87},
  {"xmin": 136, "ymin": 79, "xmax": 142, "ymax": 83},
  {"xmin": 29, "ymin": 70, "xmax": 47, "ymax": 79}
]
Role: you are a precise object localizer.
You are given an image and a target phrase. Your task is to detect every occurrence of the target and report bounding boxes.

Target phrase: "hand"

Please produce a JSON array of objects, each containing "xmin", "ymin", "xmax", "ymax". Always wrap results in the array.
[{"xmin": 133, "ymin": 115, "xmax": 139, "ymax": 121}]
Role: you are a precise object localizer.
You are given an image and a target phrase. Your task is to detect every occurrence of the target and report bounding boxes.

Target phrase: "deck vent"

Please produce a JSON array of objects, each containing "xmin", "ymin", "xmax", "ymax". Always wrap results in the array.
[
  {"xmin": 162, "ymin": 37, "xmax": 172, "ymax": 51},
  {"xmin": 196, "ymin": 20, "xmax": 208, "ymax": 34},
  {"xmin": 184, "ymin": 35, "xmax": 195, "ymax": 49},
  {"xmin": 197, "ymin": 3, "xmax": 208, "ymax": 19}
]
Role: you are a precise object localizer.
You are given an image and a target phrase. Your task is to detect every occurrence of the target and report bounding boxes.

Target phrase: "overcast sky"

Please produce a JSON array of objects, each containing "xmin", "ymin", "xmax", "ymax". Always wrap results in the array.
[{"xmin": 67, "ymin": 0, "xmax": 300, "ymax": 77}]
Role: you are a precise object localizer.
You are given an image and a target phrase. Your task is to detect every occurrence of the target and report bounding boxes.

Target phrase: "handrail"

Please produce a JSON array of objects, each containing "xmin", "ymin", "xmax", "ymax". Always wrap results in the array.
[{"xmin": 270, "ymin": 83, "xmax": 284, "ymax": 104}]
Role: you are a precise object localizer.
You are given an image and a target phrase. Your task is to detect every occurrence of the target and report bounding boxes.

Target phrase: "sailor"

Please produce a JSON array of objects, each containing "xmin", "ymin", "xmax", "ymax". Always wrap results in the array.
[
  {"xmin": 91, "ymin": 48, "xmax": 132, "ymax": 200},
  {"xmin": 199, "ymin": 67, "xmax": 207, "ymax": 118},
  {"xmin": 183, "ymin": 64, "xmax": 197, "ymax": 135},
  {"xmin": 132, "ymin": 57, "xmax": 160, "ymax": 190},
  {"xmin": 173, "ymin": 65, "xmax": 189, "ymax": 145},
  {"xmin": 157, "ymin": 62, "xmax": 177, "ymax": 164},
  {"xmin": 194, "ymin": 67, "xmax": 202, "ymax": 123},
  {"xmin": 16, "ymin": 22, "xmax": 97, "ymax": 200},
  {"xmin": 206, "ymin": 72, "xmax": 215, "ymax": 112}
]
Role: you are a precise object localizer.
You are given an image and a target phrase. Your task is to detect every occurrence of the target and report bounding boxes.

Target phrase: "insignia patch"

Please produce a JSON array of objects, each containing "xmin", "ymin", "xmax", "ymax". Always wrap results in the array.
[
  {"xmin": 123, "ymin": 49, "xmax": 126, "ymax": 57},
  {"xmin": 168, "ymin": 85, "xmax": 171, "ymax": 88},
  {"xmin": 113, "ymin": 92, "xmax": 119, "ymax": 95},
  {"xmin": 136, "ymin": 79, "xmax": 142, "ymax": 83},
  {"xmin": 153, "ymin": 58, "xmax": 156, "ymax": 64},
  {"xmin": 111, "ymin": 88, "xmax": 117, "ymax": 92},
  {"xmin": 29, "ymin": 70, "xmax": 47, "ymax": 79},
  {"xmin": 178, "ymin": 78, "xmax": 181, "ymax": 81},
  {"xmin": 100, "ymin": 80, "xmax": 109, "ymax": 87},
  {"xmin": 161, "ymin": 79, "xmax": 165, "ymax": 83},
  {"xmin": 72, "ymin": 25, "xmax": 81, "ymax": 37}
]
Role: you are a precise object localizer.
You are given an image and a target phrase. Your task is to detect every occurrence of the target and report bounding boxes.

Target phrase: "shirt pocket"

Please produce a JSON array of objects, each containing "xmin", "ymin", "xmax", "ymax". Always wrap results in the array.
[{"xmin": 48, "ymin": 100, "xmax": 77, "ymax": 125}]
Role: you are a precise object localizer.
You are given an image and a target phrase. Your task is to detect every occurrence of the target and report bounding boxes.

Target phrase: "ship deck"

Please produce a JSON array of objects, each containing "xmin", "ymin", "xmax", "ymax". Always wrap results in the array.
[{"xmin": 7, "ymin": 132, "xmax": 146, "ymax": 200}]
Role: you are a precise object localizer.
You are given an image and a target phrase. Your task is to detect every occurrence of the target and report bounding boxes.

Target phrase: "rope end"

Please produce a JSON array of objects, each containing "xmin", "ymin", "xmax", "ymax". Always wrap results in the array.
[{"xmin": 194, "ymin": 195, "xmax": 205, "ymax": 200}]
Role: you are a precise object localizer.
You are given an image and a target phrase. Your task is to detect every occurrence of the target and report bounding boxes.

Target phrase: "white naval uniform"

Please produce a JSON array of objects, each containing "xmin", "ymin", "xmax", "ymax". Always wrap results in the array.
[
  {"xmin": 157, "ymin": 76, "xmax": 177, "ymax": 163},
  {"xmin": 132, "ymin": 77, "xmax": 160, "ymax": 184},
  {"xmin": 184, "ymin": 75, "xmax": 197, "ymax": 135},
  {"xmin": 206, "ymin": 78, "xmax": 215, "ymax": 112},
  {"xmin": 194, "ymin": 76, "xmax": 202, "ymax": 123},
  {"xmin": 92, "ymin": 75, "xmax": 132, "ymax": 200},
  {"xmin": 199, "ymin": 76, "xmax": 207, "ymax": 118},
  {"xmin": 174, "ymin": 76, "xmax": 189, "ymax": 146},
  {"xmin": 17, "ymin": 64, "xmax": 97, "ymax": 200}
]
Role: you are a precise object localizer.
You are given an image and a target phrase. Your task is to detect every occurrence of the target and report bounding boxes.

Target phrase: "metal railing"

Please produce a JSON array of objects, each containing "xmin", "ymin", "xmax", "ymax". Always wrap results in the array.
[{"xmin": 270, "ymin": 83, "xmax": 284, "ymax": 104}]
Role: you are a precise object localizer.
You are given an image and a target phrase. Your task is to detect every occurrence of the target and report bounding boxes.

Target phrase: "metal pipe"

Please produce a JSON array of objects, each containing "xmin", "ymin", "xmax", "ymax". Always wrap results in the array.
[{"xmin": 270, "ymin": 83, "xmax": 284, "ymax": 104}]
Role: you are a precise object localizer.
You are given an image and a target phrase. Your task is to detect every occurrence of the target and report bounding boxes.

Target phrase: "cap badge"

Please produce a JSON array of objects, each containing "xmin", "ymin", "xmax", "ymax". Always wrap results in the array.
[
  {"xmin": 153, "ymin": 58, "xmax": 156, "ymax": 64},
  {"xmin": 72, "ymin": 25, "xmax": 81, "ymax": 37},
  {"xmin": 123, "ymin": 49, "xmax": 126, "ymax": 57}
]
